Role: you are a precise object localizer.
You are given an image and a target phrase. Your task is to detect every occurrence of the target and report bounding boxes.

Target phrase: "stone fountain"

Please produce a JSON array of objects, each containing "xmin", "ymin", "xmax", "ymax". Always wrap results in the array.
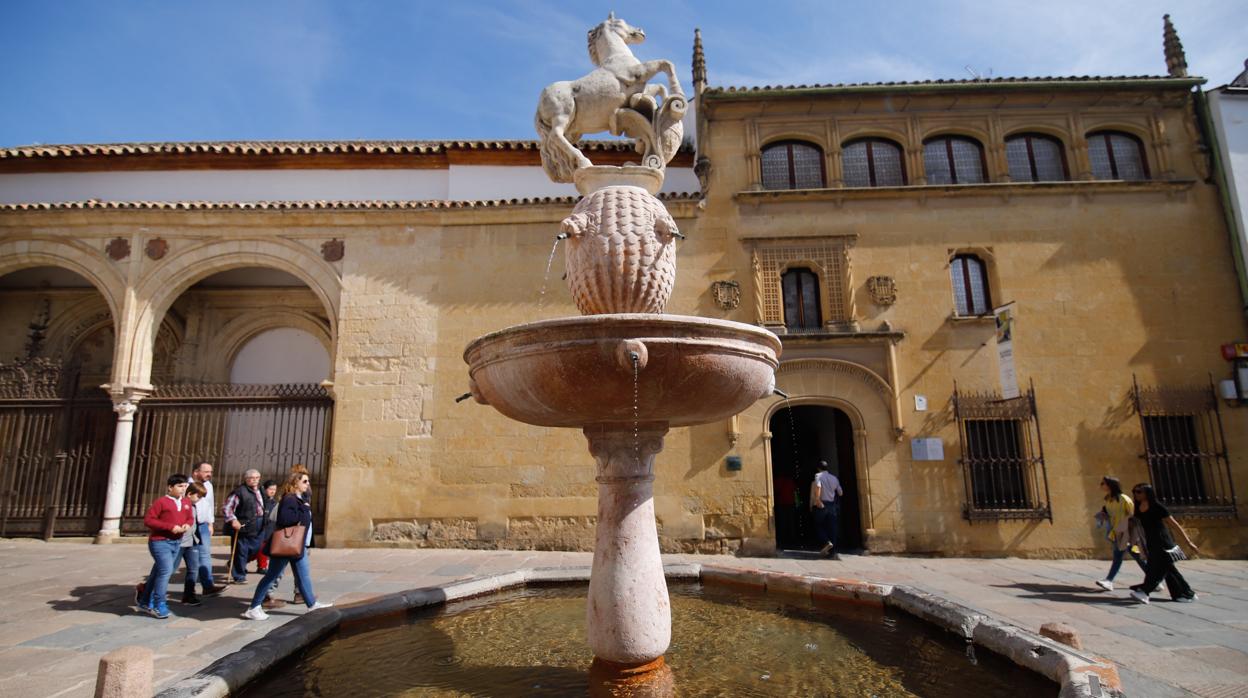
[{"xmin": 463, "ymin": 14, "xmax": 781, "ymax": 685}]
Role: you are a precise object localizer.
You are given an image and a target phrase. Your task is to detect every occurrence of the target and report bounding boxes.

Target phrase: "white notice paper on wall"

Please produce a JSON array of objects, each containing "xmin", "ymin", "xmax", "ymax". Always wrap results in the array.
[
  {"xmin": 910, "ymin": 438, "xmax": 944, "ymax": 461},
  {"xmin": 995, "ymin": 302, "xmax": 1019, "ymax": 399}
]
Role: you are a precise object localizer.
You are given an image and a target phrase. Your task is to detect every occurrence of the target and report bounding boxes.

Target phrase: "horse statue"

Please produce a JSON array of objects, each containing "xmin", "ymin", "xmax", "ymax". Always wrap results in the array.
[{"xmin": 535, "ymin": 13, "xmax": 686, "ymax": 183}]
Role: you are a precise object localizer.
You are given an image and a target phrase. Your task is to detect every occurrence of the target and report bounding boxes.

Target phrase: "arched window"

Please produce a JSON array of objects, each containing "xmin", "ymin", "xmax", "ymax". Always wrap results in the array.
[
  {"xmin": 1087, "ymin": 131, "xmax": 1149, "ymax": 181},
  {"xmin": 950, "ymin": 254, "xmax": 991, "ymax": 316},
  {"xmin": 761, "ymin": 140, "xmax": 826, "ymax": 190},
  {"xmin": 923, "ymin": 136, "xmax": 987, "ymax": 185},
  {"xmin": 842, "ymin": 138, "xmax": 906, "ymax": 187},
  {"xmin": 1005, "ymin": 133, "xmax": 1068, "ymax": 182},
  {"xmin": 781, "ymin": 267, "xmax": 822, "ymax": 330}
]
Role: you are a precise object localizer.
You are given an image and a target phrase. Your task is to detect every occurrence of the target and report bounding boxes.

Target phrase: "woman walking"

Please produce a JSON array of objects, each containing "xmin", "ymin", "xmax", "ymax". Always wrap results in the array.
[
  {"xmin": 241, "ymin": 471, "xmax": 333, "ymax": 620},
  {"xmin": 137, "ymin": 474, "xmax": 194, "ymax": 619},
  {"xmin": 1094, "ymin": 476, "xmax": 1145, "ymax": 591},
  {"xmin": 1130, "ymin": 483, "xmax": 1199, "ymax": 604}
]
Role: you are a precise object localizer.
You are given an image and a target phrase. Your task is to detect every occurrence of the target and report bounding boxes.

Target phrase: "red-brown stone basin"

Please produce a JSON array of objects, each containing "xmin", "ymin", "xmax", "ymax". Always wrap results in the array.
[{"xmin": 463, "ymin": 314, "xmax": 781, "ymax": 428}]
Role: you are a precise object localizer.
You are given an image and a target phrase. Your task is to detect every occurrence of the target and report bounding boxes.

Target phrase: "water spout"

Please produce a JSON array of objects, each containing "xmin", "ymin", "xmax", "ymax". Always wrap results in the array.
[
  {"xmin": 772, "ymin": 388, "xmax": 790, "ymax": 399},
  {"xmin": 555, "ymin": 232, "xmax": 571, "ymax": 241},
  {"xmin": 454, "ymin": 392, "xmax": 473, "ymax": 403}
]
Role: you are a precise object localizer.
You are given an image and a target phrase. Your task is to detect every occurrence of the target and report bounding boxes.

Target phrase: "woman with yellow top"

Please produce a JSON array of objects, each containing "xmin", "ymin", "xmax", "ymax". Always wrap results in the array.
[{"xmin": 1095, "ymin": 476, "xmax": 1145, "ymax": 591}]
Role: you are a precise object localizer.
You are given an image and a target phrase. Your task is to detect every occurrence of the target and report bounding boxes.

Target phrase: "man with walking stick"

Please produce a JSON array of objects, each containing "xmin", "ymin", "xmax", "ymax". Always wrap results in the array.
[{"xmin": 222, "ymin": 469, "xmax": 265, "ymax": 585}]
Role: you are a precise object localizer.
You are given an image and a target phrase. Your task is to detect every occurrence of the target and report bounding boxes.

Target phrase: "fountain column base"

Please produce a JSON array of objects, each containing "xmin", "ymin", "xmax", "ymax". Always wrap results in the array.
[{"xmin": 585, "ymin": 424, "xmax": 671, "ymax": 668}]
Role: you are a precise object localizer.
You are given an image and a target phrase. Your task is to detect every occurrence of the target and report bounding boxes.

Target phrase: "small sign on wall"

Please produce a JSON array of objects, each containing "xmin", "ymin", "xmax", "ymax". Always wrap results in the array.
[{"xmin": 911, "ymin": 438, "xmax": 945, "ymax": 461}]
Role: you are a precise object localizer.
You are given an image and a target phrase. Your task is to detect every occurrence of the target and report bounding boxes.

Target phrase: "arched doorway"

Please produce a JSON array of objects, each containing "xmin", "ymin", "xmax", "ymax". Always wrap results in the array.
[
  {"xmin": 0, "ymin": 266, "xmax": 117, "ymax": 537},
  {"xmin": 121, "ymin": 267, "xmax": 335, "ymax": 536},
  {"xmin": 769, "ymin": 405, "xmax": 862, "ymax": 552}
]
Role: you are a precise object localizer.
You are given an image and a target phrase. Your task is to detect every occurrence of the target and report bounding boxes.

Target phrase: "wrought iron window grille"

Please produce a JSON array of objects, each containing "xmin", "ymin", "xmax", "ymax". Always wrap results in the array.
[
  {"xmin": 953, "ymin": 380, "xmax": 1053, "ymax": 522},
  {"xmin": 1131, "ymin": 375, "xmax": 1237, "ymax": 518}
]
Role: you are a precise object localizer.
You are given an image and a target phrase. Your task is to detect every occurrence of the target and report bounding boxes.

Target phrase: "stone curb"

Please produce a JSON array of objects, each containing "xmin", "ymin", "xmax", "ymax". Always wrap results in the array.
[{"xmin": 154, "ymin": 564, "xmax": 1120, "ymax": 698}]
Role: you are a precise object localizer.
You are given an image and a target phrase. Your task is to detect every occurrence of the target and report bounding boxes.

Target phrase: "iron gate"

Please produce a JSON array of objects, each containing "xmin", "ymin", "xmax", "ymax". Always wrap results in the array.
[
  {"xmin": 122, "ymin": 383, "xmax": 334, "ymax": 534},
  {"xmin": 0, "ymin": 359, "xmax": 114, "ymax": 537}
]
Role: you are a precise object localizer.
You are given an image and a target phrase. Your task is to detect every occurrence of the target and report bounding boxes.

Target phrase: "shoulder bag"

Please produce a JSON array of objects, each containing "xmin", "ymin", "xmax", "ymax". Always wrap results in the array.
[{"xmin": 269, "ymin": 499, "xmax": 307, "ymax": 558}]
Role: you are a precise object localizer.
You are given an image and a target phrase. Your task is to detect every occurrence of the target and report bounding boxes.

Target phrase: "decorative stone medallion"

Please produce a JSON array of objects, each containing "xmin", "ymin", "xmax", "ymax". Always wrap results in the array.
[
  {"xmin": 145, "ymin": 238, "xmax": 168, "ymax": 260},
  {"xmin": 711, "ymin": 280, "xmax": 741, "ymax": 310},
  {"xmin": 866, "ymin": 275, "xmax": 897, "ymax": 306},
  {"xmin": 321, "ymin": 238, "xmax": 344, "ymax": 262},
  {"xmin": 105, "ymin": 237, "xmax": 130, "ymax": 261}
]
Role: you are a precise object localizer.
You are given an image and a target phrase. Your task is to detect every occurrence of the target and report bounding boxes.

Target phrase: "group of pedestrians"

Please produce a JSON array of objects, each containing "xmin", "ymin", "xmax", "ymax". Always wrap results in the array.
[
  {"xmin": 136, "ymin": 461, "xmax": 332, "ymax": 621},
  {"xmin": 1094, "ymin": 476, "xmax": 1199, "ymax": 604}
]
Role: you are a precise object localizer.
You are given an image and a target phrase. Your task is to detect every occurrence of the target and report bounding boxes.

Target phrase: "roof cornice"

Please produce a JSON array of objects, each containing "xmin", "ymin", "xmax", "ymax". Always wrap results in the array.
[{"xmin": 703, "ymin": 76, "xmax": 1206, "ymax": 102}]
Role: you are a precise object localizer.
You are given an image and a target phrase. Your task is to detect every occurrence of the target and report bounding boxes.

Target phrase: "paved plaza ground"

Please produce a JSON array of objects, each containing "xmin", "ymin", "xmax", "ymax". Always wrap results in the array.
[{"xmin": 0, "ymin": 539, "xmax": 1245, "ymax": 697}]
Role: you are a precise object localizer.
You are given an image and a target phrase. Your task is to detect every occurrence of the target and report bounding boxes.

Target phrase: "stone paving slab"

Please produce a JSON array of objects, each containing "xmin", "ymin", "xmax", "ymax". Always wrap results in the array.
[{"xmin": 1, "ymin": 538, "xmax": 1245, "ymax": 697}]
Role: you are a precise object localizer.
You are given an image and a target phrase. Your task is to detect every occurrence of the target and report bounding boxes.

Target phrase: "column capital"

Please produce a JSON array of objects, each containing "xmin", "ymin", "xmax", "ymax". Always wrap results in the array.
[
  {"xmin": 101, "ymin": 382, "xmax": 152, "ymax": 419},
  {"xmin": 584, "ymin": 424, "xmax": 668, "ymax": 482}
]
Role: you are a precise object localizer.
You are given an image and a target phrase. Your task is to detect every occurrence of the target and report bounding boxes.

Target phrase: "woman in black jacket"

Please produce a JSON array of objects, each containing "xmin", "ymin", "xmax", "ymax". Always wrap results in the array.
[{"xmin": 241, "ymin": 472, "xmax": 333, "ymax": 620}]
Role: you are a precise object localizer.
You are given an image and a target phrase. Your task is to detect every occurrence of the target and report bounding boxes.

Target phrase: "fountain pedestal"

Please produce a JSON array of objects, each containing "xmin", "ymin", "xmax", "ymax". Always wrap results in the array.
[{"xmin": 585, "ymin": 425, "xmax": 670, "ymax": 665}]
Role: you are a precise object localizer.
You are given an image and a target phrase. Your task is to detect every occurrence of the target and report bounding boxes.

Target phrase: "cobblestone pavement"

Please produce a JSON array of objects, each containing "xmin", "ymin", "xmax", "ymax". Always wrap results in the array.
[{"xmin": 0, "ymin": 539, "xmax": 1244, "ymax": 697}]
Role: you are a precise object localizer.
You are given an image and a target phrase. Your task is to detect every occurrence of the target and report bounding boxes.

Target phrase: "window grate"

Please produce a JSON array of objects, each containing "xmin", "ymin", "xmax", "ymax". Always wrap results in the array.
[
  {"xmin": 954, "ymin": 381, "xmax": 1052, "ymax": 522},
  {"xmin": 751, "ymin": 238, "xmax": 852, "ymax": 327},
  {"xmin": 1131, "ymin": 376, "xmax": 1236, "ymax": 517}
]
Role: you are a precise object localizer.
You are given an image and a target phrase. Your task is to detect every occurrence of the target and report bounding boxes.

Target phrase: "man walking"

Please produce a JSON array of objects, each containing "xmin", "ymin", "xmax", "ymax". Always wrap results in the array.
[
  {"xmin": 223, "ymin": 469, "xmax": 265, "ymax": 584},
  {"xmin": 187, "ymin": 462, "xmax": 225, "ymax": 597},
  {"xmin": 811, "ymin": 460, "xmax": 844, "ymax": 560}
]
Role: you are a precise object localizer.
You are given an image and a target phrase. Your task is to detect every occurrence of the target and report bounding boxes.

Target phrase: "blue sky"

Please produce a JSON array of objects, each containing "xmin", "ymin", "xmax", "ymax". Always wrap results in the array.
[{"xmin": 2, "ymin": 1, "xmax": 1245, "ymax": 146}]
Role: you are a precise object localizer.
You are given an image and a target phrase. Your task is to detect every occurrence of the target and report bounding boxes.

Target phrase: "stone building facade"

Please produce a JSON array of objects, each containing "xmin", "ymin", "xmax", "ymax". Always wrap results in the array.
[{"xmin": 1, "ymin": 27, "xmax": 1246, "ymax": 557}]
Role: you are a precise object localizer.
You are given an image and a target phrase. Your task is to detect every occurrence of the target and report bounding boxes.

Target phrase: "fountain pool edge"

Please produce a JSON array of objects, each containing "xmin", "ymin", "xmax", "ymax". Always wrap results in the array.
[{"xmin": 155, "ymin": 563, "xmax": 1119, "ymax": 698}]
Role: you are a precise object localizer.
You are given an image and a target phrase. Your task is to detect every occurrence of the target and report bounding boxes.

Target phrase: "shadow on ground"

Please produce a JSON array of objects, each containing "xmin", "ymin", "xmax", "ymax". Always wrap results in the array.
[{"xmin": 991, "ymin": 582, "xmax": 1135, "ymax": 605}]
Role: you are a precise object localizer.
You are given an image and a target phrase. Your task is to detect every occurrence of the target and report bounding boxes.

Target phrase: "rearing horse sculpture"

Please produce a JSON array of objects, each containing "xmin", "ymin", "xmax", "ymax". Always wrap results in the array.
[{"xmin": 535, "ymin": 14, "xmax": 685, "ymax": 183}]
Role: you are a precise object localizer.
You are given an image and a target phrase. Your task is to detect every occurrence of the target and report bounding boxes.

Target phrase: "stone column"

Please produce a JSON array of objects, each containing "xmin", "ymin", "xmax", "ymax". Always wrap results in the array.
[
  {"xmin": 584, "ymin": 424, "xmax": 670, "ymax": 668},
  {"xmin": 95, "ymin": 385, "xmax": 150, "ymax": 543}
]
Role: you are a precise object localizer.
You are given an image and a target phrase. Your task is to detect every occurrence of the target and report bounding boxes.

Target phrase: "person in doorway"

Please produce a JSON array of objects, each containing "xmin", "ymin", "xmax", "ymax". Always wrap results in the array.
[
  {"xmin": 1093, "ymin": 476, "xmax": 1145, "ymax": 591},
  {"xmin": 187, "ymin": 462, "xmax": 226, "ymax": 598},
  {"xmin": 136, "ymin": 474, "xmax": 193, "ymax": 619},
  {"xmin": 1129, "ymin": 483, "xmax": 1199, "ymax": 604},
  {"xmin": 810, "ymin": 460, "xmax": 844, "ymax": 560},
  {"xmin": 242, "ymin": 471, "xmax": 333, "ymax": 620},
  {"xmin": 223, "ymin": 469, "xmax": 265, "ymax": 584}
]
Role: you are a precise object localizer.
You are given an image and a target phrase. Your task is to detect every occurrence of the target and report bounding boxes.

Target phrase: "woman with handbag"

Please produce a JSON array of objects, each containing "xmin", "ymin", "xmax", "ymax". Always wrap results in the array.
[
  {"xmin": 241, "ymin": 471, "xmax": 333, "ymax": 620},
  {"xmin": 1129, "ymin": 482, "xmax": 1199, "ymax": 604}
]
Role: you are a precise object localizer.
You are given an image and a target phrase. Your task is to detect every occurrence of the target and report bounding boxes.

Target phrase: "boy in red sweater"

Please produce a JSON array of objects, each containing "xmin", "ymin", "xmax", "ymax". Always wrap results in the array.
[{"xmin": 136, "ymin": 474, "xmax": 193, "ymax": 618}]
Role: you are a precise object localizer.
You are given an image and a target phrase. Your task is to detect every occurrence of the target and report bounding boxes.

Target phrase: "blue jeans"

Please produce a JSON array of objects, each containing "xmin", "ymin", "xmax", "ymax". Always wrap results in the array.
[
  {"xmin": 814, "ymin": 501, "xmax": 840, "ymax": 550},
  {"xmin": 174, "ymin": 544, "xmax": 199, "ymax": 590},
  {"xmin": 250, "ymin": 549, "xmax": 317, "ymax": 609},
  {"xmin": 231, "ymin": 530, "xmax": 263, "ymax": 582},
  {"xmin": 140, "ymin": 539, "xmax": 181, "ymax": 610},
  {"xmin": 190, "ymin": 522, "xmax": 215, "ymax": 591},
  {"xmin": 1106, "ymin": 544, "xmax": 1146, "ymax": 581}
]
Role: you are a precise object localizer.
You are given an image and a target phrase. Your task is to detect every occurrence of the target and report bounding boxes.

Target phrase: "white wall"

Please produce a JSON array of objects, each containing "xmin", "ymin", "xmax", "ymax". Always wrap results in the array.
[
  {"xmin": 1209, "ymin": 90, "xmax": 1248, "ymax": 286},
  {"xmin": 0, "ymin": 165, "xmax": 699, "ymax": 204},
  {"xmin": 230, "ymin": 327, "xmax": 330, "ymax": 385}
]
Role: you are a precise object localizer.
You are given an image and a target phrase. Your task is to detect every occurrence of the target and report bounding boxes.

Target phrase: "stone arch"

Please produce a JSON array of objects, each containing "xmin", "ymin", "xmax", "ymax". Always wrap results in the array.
[
  {"xmin": 0, "ymin": 237, "xmax": 125, "ymax": 325},
  {"xmin": 738, "ymin": 358, "xmax": 900, "ymax": 546},
  {"xmin": 117, "ymin": 238, "xmax": 341, "ymax": 386},
  {"xmin": 214, "ymin": 309, "xmax": 333, "ymax": 382}
]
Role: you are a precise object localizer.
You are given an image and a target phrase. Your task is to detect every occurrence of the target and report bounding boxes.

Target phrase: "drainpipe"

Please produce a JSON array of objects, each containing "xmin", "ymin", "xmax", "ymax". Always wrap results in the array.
[{"xmin": 1194, "ymin": 89, "xmax": 1248, "ymax": 321}]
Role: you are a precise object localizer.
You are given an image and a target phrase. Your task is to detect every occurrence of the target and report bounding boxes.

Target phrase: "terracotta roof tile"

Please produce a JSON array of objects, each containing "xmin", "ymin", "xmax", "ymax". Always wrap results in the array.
[
  {"xmin": 0, "ymin": 193, "xmax": 700, "ymax": 212},
  {"xmin": 0, "ymin": 139, "xmax": 665, "ymax": 160},
  {"xmin": 705, "ymin": 75, "xmax": 1203, "ymax": 95}
]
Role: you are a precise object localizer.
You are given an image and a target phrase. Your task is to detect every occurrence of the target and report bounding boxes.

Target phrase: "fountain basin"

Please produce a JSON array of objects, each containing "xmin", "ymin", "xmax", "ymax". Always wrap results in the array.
[{"xmin": 463, "ymin": 314, "xmax": 781, "ymax": 428}]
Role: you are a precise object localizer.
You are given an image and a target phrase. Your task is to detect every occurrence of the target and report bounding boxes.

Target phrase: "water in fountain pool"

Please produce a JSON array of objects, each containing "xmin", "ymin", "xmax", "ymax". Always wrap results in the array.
[{"xmin": 240, "ymin": 584, "xmax": 1055, "ymax": 697}]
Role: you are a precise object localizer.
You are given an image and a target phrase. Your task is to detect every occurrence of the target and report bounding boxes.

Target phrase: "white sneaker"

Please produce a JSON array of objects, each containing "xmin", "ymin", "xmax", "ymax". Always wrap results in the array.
[
  {"xmin": 308, "ymin": 601, "xmax": 334, "ymax": 611},
  {"xmin": 1095, "ymin": 580, "xmax": 1113, "ymax": 591},
  {"xmin": 1130, "ymin": 590, "xmax": 1150, "ymax": 604},
  {"xmin": 819, "ymin": 543, "xmax": 833, "ymax": 555},
  {"xmin": 241, "ymin": 606, "xmax": 269, "ymax": 620}
]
